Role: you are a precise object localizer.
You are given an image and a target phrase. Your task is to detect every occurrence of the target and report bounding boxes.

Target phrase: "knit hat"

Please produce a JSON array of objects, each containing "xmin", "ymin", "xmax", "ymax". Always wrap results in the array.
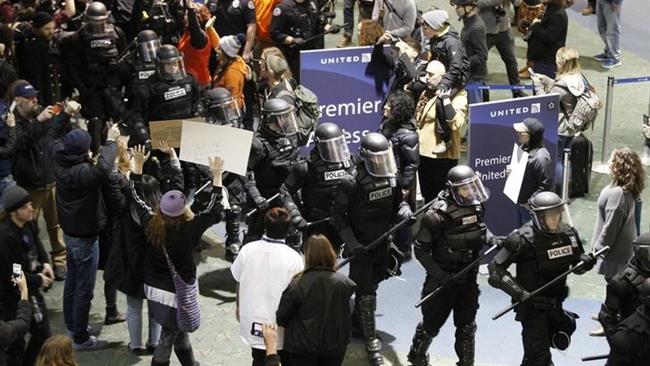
[
  {"xmin": 160, "ymin": 190, "xmax": 187, "ymax": 218},
  {"xmin": 219, "ymin": 34, "xmax": 244, "ymax": 58},
  {"xmin": 63, "ymin": 128, "xmax": 91, "ymax": 155},
  {"xmin": 33, "ymin": 11, "xmax": 53, "ymax": 29},
  {"xmin": 265, "ymin": 54, "xmax": 289, "ymax": 76},
  {"xmin": 422, "ymin": 10, "xmax": 449, "ymax": 30},
  {"xmin": 1, "ymin": 185, "xmax": 31, "ymax": 212}
]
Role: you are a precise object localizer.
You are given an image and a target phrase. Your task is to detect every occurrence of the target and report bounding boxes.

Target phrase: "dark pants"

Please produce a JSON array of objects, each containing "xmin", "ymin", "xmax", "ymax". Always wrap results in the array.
[
  {"xmin": 418, "ymin": 156, "xmax": 458, "ymax": 203},
  {"xmin": 290, "ymin": 352, "xmax": 346, "ymax": 366},
  {"xmin": 343, "ymin": 0, "xmax": 374, "ymax": 36},
  {"xmin": 518, "ymin": 307, "xmax": 568, "ymax": 366},
  {"xmin": 6, "ymin": 294, "xmax": 52, "ymax": 366},
  {"xmin": 486, "ymin": 30, "xmax": 522, "ymax": 97},
  {"xmin": 420, "ymin": 277, "xmax": 479, "ymax": 334},
  {"xmin": 304, "ymin": 221, "xmax": 344, "ymax": 252},
  {"xmin": 152, "ymin": 327, "xmax": 195, "ymax": 365},
  {"xmin": 531, "ymin": 61, "xmax": 557, "ymax": 79},
  {"xmin": 349, "ymin": 258, "xmax": 387, "ymax": 296},
  {"xmin": 251, "ymin": 348, "xmax": 293, "ymax": 366}
]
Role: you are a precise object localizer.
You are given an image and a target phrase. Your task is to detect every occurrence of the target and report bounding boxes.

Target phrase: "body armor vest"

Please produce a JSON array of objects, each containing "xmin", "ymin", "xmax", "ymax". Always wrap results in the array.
[
  {"xmin": 349, "ymin": 164, "xmax": 396, "ymax": 245},
  {"xmin": 147, "ymin": 76, "xmax": 194, "ymax": 121},
  {"xmin": 301, "ymin": 155, "xmax": 350, "ymax": 220},
  {"xmin": 254, "ymin": 135, "xmax": 299, "ymax": 197},
  {"xmin": 433, "ymin": 198, "xmax": 486, "ymax": 270},
  {"xmin": 81, "ymin": 26, "xmax": 119, "ymax": 75}
]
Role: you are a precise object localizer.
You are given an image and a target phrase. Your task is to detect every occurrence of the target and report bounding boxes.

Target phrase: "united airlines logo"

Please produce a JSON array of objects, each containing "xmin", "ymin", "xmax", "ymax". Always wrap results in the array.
[
  {"xmin": 323, "ymin": 169, "xmax": 346, "ymax": 181},
  {"xmin": 547, "ymin": 245, "xmax": 574, "ymax": 260},
  {"xmin": 369, "ymin": 187, "xmax": 392, "ymax": 201},
  {"xmin": 489, "ymin": 103, "xmax": 542, "ymax": 117},
  {"xmin": 320, "ymin": 53, "xmax": 372, "ymax": 65}
]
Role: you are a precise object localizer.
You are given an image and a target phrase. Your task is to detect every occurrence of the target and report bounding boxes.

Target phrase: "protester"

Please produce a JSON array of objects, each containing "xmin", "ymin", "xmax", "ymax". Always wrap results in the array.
[
  {"xmin": 231, "ymin": 207, "xmax": 304, "ymax": 366},
  {"xmin": 0, "ymin": 107, "xmax": 16, "ymax": 205},
  {"xmin": 213, "ymin": 34, "xmax": 252, "ymax": 110},
  {"xmin": 35, "ymin": 335, "xmax": 77, "ymax": 366},
  {"xmin": 595, "ymin": 0, "xmax": 622, "ymax": 68},
  {"xmin": 178, "ymin": 3, "xmax": 220, "ymax": 89},
  {"xmin": 0, "ymin": 272, "xmax": 30, "ymax": 353},
  {"xmin": 526, "ymin": 0, "xmax": 568, "ymax": 78},
  {"xmin": 276, "ymin": 235, "xmax": 356, "ymax": 365}
]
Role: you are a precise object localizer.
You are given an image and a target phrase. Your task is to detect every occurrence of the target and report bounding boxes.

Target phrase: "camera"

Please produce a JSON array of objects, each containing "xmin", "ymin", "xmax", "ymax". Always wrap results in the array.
[
  {"xmin": 12, "ymin": 263, "xmax": 21, "ymax": 280},
  {"xmin": 493, "ymin": 5, "xmax": 507, "ymax": 23}
]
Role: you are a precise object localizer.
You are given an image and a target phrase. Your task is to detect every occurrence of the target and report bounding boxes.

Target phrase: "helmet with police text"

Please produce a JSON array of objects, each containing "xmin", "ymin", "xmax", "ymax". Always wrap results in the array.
[
  {"xmin": 314, "ymin": 123, "xmax": 350, "ymax": 164},
  {"xmin": 204, "ymin": 87, "xmax": 241, "ymax": 125},
  {"xmin": 632, "ymin": 232, "xmax": 650, "ymax": 273},
  {"xmin": 84, "ymin": 1, "xmax": 110, "ymax": 35},
  {"xmin": 359, "ymin": 132, "xmax": 397, "ymax": 177},
  {"xmin": 136, "ymin": 30, "xmax": 160, "ymax": 64},
  {"xmin": 446, "ymin": 165, "xmax": 489, "ymax": 206},
  {"xmin": 156, "ymin": 44, "xmax": 186, "ymax": 81},
  {"xmin": 261, "ymin": 98, "xmax": 298, "ymax": 136},
  {"xmin": 528, "ymin": 191, "xmax": 572, "ymax": 234}
]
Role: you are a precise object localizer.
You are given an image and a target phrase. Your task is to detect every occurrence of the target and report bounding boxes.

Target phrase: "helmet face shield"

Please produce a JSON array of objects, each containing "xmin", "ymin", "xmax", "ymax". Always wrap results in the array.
[
  {"xmin": 364, "ymin": 147, "xmax": 397, "ymax": 177},
  {"xmin": 209, "ymin": 99, "xmax": 241, "ymax": 125},
  {"xmin": 531, "ymin": 204, "xmax": 572, "ymax": 233},
  {"xmin": 317, "ymin": 135, "xmax": 351, "ymax": 163},
  {"xmin": 158, "ymin": 57, "xmax": 186, "ymax": 81},
  {"xmin": 138, "ymin": 39, "xmax": 160, "ymax": 63},
  {"xmin": 87, "ymin": 20, "xmax": 108, "ymax": 35},
  {"xmin": 449, "ymin": 175, "xmax": 489, "ymax": 206},
  {"xmin": 267, "ymin": 109, "xmax": 298, "ymax": 136}
]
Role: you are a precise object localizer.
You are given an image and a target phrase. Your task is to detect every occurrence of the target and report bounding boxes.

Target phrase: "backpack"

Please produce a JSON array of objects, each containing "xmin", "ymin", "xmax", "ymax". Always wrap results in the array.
[
  {"xmin": 566, "ymin": 78, "xmax": 602, "ymax": 133},
  {"xmin": 277, "ymin": 80, "xmax": 320, "ymax": 147}
]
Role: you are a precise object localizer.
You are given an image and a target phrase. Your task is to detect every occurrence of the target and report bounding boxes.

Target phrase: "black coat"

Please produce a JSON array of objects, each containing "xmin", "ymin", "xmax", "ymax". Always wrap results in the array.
[
  {"xmin": 0, "ymin": 300, "xmax": 30, "ymax": 351},
  {"xmin": 526, "ymin": 4, "xmax": 567, "ymax": 64},
  {"xmin": 276, "ymin": 267, "xmax": 356, "ymax": 356},
  {"xmin": 428, "ymin": 27, "xmax": 471, "ymax": 91},
  {"xmin": 518, "ymin": 124, "xmax": 552, "ymax": 204},
  {"xmin": 460, "ymin": 14, "xmax": 488, "ymax": 81},
  {"xmin": 52, "ymin": 139, "xmax": 117, "ymax": 238}
]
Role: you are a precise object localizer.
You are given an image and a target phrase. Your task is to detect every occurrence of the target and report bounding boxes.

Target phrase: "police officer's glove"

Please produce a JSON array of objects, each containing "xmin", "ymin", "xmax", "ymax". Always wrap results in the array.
[
  {"xmin": 516, "ymin": 289, "xmax": 532, "ymax": 303},
  {"xmin": 291, "ymin": 215, "xmax": 308, "ymax": 230},
  {"xmin": 292, "ymin": 37, "xmax": 306, "ymax": 46},
  {"xmin": 580, "ymin": 253, "xmax": 597, "ymax": 271},
  {"xmin": 253, "ymin": 196, "xmax": 269, "ymax": 212},
  {"xmin": 434, "ymin": 270, "xmax": 453, "ymax": 287},
  {"xmin": 397, "ymin": 201, "xmax": 416, "ymax": 224},
  {"xmin": 342, "ymin": 243, "xmax": 364, "ymax": 258},
  {"xmin": 329, "ymin": 24, "xmax": 341, "ymax": 34}
]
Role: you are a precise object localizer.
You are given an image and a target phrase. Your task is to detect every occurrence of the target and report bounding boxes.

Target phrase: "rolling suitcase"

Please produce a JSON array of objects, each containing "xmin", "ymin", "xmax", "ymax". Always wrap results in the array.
[{"xmin": 569, "ymin": 133, "xmax": 593, "ymax": 198}]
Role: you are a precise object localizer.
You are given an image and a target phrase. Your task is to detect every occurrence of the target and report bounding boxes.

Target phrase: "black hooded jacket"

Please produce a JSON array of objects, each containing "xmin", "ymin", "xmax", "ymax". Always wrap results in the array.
[
  {"xmin": 517, "ymin": 123, "xmax": 552, "ymax": 204},
  {"xmin": 428, "ymin": 26, "xmax": 471, "ymax": 91}
]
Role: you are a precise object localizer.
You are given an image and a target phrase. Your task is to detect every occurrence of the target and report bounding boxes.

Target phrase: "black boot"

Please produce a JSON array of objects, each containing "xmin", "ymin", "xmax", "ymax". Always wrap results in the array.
[
  {"xmin": 455, "ymin": 322, "xmax": 476, "ymax": 366},
  {"xmin": 351, "ymin": 297, "xmax": 363, "ymax": 339},
  {"xmin": 407, "ymin": 322, "xmax": 435, "ymax": 366},
  {"xmin": 358, "ymin": 295, "xmax": 384, "ymax": 366},
  {"xmin": 174, "ymin": 347, "xmax": 199, "ymax": 366},
  {"xmin": 151, "ymin": 360, "xmax": 170, "ymax": 366},
  {"xmin": 225, "ymin": 207, "xmax": 241, "ymax": 262}
]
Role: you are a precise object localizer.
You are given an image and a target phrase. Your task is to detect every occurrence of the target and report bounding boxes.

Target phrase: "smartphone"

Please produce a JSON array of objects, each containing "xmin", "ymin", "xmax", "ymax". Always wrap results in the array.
[
  {"xmin": 250, "ymin": 322, "xmax": 263, "ymax": 337},
  {"xmin": 12, "ymin": 263, "xmax": 21, "ymax": 280},
  {"xmin": 50, "ymin": 103, "xmax": 63, "ymax": 115}
]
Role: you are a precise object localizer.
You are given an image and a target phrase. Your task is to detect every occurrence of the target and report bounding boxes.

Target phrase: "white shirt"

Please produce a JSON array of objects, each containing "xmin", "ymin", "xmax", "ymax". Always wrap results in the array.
[{"xmin": 230, "ymin": 235, "xmax": 304, "ymax": 350}]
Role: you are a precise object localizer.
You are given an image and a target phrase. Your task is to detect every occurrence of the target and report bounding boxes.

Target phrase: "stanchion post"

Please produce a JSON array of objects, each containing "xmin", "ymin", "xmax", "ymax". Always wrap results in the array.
[
  {"xmin": 562, "ymin": 148, "xmax": 571, "ymax": 200},
  {"xmin": 593, "ymin": 76, "xmax": 616, "ymax": 174}
]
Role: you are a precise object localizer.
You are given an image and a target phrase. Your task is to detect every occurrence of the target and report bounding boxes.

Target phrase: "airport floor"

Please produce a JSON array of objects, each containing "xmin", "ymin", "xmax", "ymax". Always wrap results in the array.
[{"xmin": 36, "ymin": 1, "xmax": 650, "ymax": 365}]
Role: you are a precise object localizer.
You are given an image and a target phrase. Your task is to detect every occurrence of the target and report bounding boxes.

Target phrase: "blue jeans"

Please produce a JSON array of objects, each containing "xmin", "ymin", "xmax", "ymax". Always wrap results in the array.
[
  {"xmin": 597, "ymin": 0, "xmax": 621, "ymax": 60},
  {"xmin": 126, "ymin": 295, "xmax": 162, "ymax": 350},
  {"xmin": 0, "ymin": 174, "xmax": 15, "ymax": 209},
  {"xmin": 63, "ymin": 234, "xmax": 99, "ymax": 344}
]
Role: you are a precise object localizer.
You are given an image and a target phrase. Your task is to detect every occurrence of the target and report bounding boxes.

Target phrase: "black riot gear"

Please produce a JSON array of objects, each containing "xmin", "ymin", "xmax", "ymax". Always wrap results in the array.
[
  {"xmin": 156, "ymin": 44, "xmax": 186, "ymax": 81},
  {"xmin": 261, "ymin": 98, "xmax": 298, "ymax": 136},
  {"xmin": 633, "ymin": 233, "xmax": 650, "ymax": 272},
  {"xmin": 84, "ymin": 1, "xmax": 110, "ymax": 35},
  {"xmin": 136, "ymin": 30, "xmax": 160, "ymax": 63},
  {"xmin": 529, "ymin": 191, "xmax": 572, "ymax": 234},
  {"xmin": 446, "ymin": 165, "xmax": 489, "ymax": 207},
  {"xmin": 360, "ymin": 133, "xmax": 397, "ymax": 178},
  {"xmin": 203, "ymin": 87, "xmax": 242, "ymax": 127},
  {"xmin": 640, "ymin": 278, "xmax": 650, "ymax": 308},
  {"xmin": 314, "ymin": 123, "xmax": 350, "ymax": 164}
]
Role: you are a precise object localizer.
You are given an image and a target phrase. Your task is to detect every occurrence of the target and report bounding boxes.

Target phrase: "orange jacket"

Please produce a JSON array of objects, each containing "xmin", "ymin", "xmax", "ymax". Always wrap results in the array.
[
  {"xmin": 178, "ymin": 27, "xmax": 220, "ymax": 86},
  {"xmin": 254, "ymin": 0, "xmax": 281, "ymax": 44},
  {"xmin": 213, "ymin": 57, "xmax": 251, "ymax": 108}
]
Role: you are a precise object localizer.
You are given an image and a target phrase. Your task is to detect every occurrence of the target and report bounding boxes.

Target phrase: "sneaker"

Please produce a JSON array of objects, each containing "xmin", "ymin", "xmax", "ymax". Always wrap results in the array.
[
  {"xmin": 54, "ymin": 264, "xmax": 67, "ymax": 281},
  {"xmin": 68, "ymin": 325, "xmax": 99, "ymax": 338},
  {"xmin": 337, "ymin": 34, "xmax": 352, "ymax": 48},
  {"xmin": 431, "ymin": 141, "xmax": 448, "ymax": 154},
  {"xmin": 593, "ymin": 53, "xmax": 609, "ymax": 62},
  {"xmin": 582, "ymin": 6, "xmax": 594, "ymax": 15},
  {"xmin": 128, "ymin": 343, "xmax": 148, "ymax": 356},
  {"xmin": 105, "ymin": 311, "xmax": 127, "ymax": 325},
  {"xmin": 73, "ymin": 336, "xmax": 108, "ymax": 351},
  {"xmin": 602, "ymin": 58, "xmax": 622, "ymax": 69},
  {"xmin": 518, "ymin": 68, "xmax": 530, "ymax": 80}
]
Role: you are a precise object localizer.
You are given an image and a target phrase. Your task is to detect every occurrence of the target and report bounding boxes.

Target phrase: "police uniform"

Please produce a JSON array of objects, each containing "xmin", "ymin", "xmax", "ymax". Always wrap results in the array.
[
  {"xmin": 488, "ymin": 222, "xmax": 592, "ymax": 366},
  {"xmin": 270, "ymin": 0, "xmax": 320, "ymax": 82},
  {"xmin": 131, "ymin": 72, "xmax": 200, "ymax": 124},
  {"xmin": 210, "ymin": 0, "xmax": 256, "ymax": 37},
  {"xmin": 133, "ymin": 0, "xmax": 185, "ymax": 45}
]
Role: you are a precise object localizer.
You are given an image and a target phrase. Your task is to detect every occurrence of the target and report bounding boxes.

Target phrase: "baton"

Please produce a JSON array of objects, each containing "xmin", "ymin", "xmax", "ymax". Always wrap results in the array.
[
  {"xmin": 289, "ymin": 23, "xmax": 349, "ymax": 48},
  {"xmin": 245, "ymin": 193, "xmax": 280, "ymax": 219},
  {"xmin": 415, "ymin": 244, "xmax": 499, "ymax": 308},
  {"xmin": 335, "ymin": 199, "xmax": 436, "ymax": 270},
  {"xmin": 305, "ymin": 217, "xmax": 330, "ymax": 229},
  {"xmin": 582, "ymin": 354, "xmax": 609, "ymax": 362},
  {"xmin": 492, "ymin": 246, "xmax": 610, "ymax": 321}
]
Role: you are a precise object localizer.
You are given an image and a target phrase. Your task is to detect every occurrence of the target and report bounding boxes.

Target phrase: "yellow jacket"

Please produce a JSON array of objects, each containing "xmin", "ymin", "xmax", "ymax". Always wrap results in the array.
[{"xmin": 416, "ymin": 89, "xmax": 468, "ymax": 160}]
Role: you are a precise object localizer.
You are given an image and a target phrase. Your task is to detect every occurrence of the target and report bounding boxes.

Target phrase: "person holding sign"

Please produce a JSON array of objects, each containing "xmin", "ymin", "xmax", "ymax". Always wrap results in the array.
[{"xmin": 488, "ymin": 191, "xmax": 597, "ymax": 366}]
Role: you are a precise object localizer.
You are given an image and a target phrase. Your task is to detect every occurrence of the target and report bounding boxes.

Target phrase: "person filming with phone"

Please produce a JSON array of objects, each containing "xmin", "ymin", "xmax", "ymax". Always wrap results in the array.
[{"xmin": 0, "ymin": 185, "xmax": 54, "ymax": 365}]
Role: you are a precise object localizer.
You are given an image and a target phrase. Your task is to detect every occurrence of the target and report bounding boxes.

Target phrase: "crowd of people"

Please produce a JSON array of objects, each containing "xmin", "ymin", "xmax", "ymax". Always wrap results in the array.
[{"xmin": 0, "ymin": 0, "xmax": 647, "ymax": 365}]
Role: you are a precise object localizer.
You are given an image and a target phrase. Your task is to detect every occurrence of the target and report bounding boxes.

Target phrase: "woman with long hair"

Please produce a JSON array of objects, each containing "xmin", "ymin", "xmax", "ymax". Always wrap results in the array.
[
  {"xmin": 35, "ymin": 335, "xmax": 77, "ymax": 366},
  {"xmin": 258, "ymin": 46, "xmax": 296, "ymax": 106},
  {"xmin": 589, "ymin": 147, "xmax": 645, "ymax": 335},
  {"xmin": 276, "ymin": 235, "xmax": 356, "ymax": 366},
  {"xmin": 130, "ymin": 145, "xmax": 225, "ymax": 366}
]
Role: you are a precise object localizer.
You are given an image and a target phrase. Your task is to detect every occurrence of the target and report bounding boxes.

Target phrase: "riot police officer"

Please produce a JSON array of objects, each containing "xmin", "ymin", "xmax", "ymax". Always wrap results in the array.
[
  {"xmin": 279, "ymin": 122, "xmax": 355, "ymax": 251},
  {"xmin": 331, "ymin": 132, "xmax": 411, "ymax": 366},
  {"xmin": 132, "ymin": 0, "xmax": 185, "ymax": 45},
  {"xmin": 599, "ymin": 232, "xmax": 650, "ymax": 331},
  {"xmin": 407, "ymin": 165, "xmax": 496, "ymax": 366},
  {"xmin": 270, "ymin": 0, "xmax": 321, "ymax": 82},
  {"xmin": 243, "ymin": 98, "xmax": 300, "ymax": 244},
  {"xmin": 64, "ymin": 1, "xmax": 127, "ymax": 155},
  {"xmin": 488, "ymin": 191, "xmax": 597, "ymax": 366},
  {"xmin": 604, "ymin": 277, "xmax": 650, "ymax": 366},
  {"xmin": 202, "ymin": 87, "xmax": 243, "ymax": 128}
]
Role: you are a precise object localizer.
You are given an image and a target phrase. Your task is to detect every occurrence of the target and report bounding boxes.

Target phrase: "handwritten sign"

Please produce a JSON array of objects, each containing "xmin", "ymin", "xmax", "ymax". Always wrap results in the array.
[{"xmin": 149, "ymin": 118, "xmax": 205, "ymax": 148}]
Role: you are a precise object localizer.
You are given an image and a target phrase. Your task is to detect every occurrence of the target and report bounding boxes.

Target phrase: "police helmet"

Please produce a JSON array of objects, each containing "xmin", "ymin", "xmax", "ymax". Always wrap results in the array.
[
  {"xmin": 632, "ymin": 232, "xmax": 650, "ymax": 272},
  {"xmin": 261, "ymin": 98, "xmax": 298, "ymax": 136},
  {"xmin": 204, "ymin": 87, "xmax": 241, "ymax": 125},
  {"xmin": 360, "ymin": 132, "xmax": 397, "ymax": 177},
  {"xmin": 84, "ymin": 1, "xmax": 110, "ymax": 35},
  {"xmin": 136, "ymin": 30, "xmax": 160, "ymax": 64},
  {"xmin": 314, "ymin": 123, "xmax": 350, "ymax": 164},
  {"xmin": 529, "ymin": 191, "xmax": 572, "ymax": 234},
  {"xmin": 446, "ymin": 165, "xmax": 489, "ymax": 206},
  {"xmin": 156, "ymin": 44, "xmax": 186, "ymax": 81}
]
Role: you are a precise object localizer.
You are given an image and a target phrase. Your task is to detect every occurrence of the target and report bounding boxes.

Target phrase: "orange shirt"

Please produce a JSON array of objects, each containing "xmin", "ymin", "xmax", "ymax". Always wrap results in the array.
[
  {"xmin": 178, "ymin": 27, "xmax": 220, "ymax": 86},
  {"xmin": 213, "ymin": 57, "xmax": 251, "ymax": 108},
  {"xmin": 254, "ymin": 0, "xmax": 281, "ymax": 44}
]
